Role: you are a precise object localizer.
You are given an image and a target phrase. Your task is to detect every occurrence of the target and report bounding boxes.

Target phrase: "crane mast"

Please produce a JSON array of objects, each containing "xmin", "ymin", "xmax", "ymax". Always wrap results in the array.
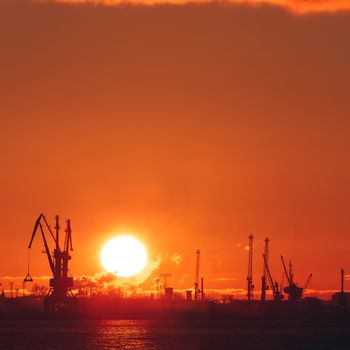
[
  {"xmin": 247, "ymin": 234, "xmax": 254, "ymax": 301},
  {"xmin": 289, "ymin": 261, "xmax": 294, "ymax": 285},
  {"xmin": 194, "ymin": 249, "xmax": 200, "ymax": 301},
  {"xmin": 28, "ymin": 213, "xmax": 76, "ymax": 313}
]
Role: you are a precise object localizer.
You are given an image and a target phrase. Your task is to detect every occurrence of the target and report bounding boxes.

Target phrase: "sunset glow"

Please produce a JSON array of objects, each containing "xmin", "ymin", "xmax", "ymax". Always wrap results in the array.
[
  {"xmin": 100, "ymin": 236, "xmax": 148, "ymax": 277},
  {"xmin": 53, "ymin": 0, "xmax": 350, "ymax": 14},
  {"xmin": 1, "ymin": 0, "xmax": 350, "ymax": 302}
]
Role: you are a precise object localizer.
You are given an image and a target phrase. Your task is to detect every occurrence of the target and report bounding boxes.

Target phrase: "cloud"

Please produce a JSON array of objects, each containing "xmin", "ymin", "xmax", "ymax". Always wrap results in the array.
[
  {"xmin": 162, "ymin": 251, "xmax": 183, "ymax": 267},
  {"xmin": 0, "ymin": 257, "xmax": 162, "ymax": 297},
  {"xmin": 47, "ymin": 0, "xmax": 350, "ymax": 15},
  {"xmin": 170, "ymin": 253, "xmax": 182, "ymax": 266},
  {"xmin": 236, "ymin": 242, "xmax": 250, "ymax": 251},
  {"xmin": 133, "ymin": 255, "xmax": 162, "ymax": 284},
  {"xmin": 72, "ymin": 264, "xmax": 161, "ymax": 296},
  {"xmin": 213, "ymin": 277, "xmax": 237, "ymax": 282},
  {"xmin": 205, "ymin": 288, "xmax": 247, "ymax": 299}
]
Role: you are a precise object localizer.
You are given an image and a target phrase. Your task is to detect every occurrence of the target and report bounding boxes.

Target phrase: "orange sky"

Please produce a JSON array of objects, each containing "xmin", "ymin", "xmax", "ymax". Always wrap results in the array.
[{"xmin": 0, "ymin": 1, "xmax": 350, "ymax": 298}]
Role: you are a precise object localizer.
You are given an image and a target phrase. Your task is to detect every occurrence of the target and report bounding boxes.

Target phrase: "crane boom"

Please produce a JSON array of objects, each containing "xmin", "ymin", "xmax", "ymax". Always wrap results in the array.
[
  {"xmin": 263, "ymin": 254, "xmax": 282, "ymax": 300},
  {"xmin": 304, "ymin": 273, "xmax": 312, "ymax": 290},
  {"xmin": 29, "ymin": 214, "xmax": 56, "ymax": 248},
  {"xmin": 38, "ymin": 223, "xmax": 55, "ymax": 275},
  {"xmin": 261, "ymin": 237, "xmax": 269, "ymax": 302},
  {"xmin": 41, "ymin": 214, "xmax": 56, "ymax": 241},
  {"xmin": 280, "ymin": 255, "xmax": 292, "ymax": 286},
  {"xmin": 263, "ymin": 254, "xmax": 274, "ymax": 292},
  {"xmin": 28, "ymin": 213, "xmax": 44, "ymax": 249}
]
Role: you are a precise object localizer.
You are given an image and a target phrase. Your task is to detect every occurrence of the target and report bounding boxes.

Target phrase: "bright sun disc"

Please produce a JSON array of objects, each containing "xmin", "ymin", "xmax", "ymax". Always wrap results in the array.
[{"xmin": 100, "ymin": 236, "xmax": 147, "ymax": 277}]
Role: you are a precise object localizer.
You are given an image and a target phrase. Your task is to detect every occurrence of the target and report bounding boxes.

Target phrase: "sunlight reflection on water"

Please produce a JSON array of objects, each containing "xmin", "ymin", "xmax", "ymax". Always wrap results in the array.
[
  {"xmin": 93, "ymin": 320, "xmax": 155, "ymax": 349},
  {"xmin": 1, "ymin": 319, "xmax": 350, "ymax": 349}
]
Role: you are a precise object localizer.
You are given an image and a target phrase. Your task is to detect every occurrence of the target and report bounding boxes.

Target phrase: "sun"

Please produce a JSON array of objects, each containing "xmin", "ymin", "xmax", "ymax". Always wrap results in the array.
[{"xmin": 100, "ymin": 236, "xmax": 148, "ymax": 277}]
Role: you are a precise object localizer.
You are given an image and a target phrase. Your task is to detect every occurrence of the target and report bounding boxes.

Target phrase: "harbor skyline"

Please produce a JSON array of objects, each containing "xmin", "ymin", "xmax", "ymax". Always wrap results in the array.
[{"xmin": 0, "ymin": 0, "xmax": 350, "ymax": 298}]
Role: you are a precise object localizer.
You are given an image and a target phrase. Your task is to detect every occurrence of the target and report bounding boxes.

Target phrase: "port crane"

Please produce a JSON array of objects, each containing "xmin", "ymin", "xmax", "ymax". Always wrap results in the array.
[
  {"xmin": 280, "ymin": 256, "xmax": 303, "ymax": 302},
  {"xmin": 263, "ymin": 254, "xmax": 283, "ymax": 301},
  {"xmin": 28, "ymin": 213, "xmax": 77, "ymax": 313}
]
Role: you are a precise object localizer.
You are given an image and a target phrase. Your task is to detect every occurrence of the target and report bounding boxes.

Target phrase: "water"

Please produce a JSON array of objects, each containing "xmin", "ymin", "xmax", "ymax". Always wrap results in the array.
[{"xmin": 0, "ymin": 319, "xmax": 350, "ymax": 349}]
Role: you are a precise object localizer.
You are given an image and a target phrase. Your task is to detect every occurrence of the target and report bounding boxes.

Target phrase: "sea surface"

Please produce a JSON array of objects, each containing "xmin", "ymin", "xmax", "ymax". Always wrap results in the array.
[{"xmin": 0, "ymin": 318, "xmax": 350, "ymax": 350}]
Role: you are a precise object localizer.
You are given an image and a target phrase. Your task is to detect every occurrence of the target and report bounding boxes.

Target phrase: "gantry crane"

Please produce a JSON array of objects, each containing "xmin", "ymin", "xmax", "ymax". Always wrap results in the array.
[
  {"xmin": 280, "ymin": 255, "xmax": 303, "ymax": 302},
  {"xmin": 28, "ymin": 213, "xmax": 77, "ymax": 313},
  {"xmin": 263, "ymin": 254, "xmax": 283, "ymax": 301}
]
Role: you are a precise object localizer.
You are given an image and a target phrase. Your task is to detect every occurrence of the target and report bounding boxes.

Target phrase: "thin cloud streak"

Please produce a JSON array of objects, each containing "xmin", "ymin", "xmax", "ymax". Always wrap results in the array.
[{"xmin": 51, "ymin": 0, "xmax": 350, "ymax": 14}]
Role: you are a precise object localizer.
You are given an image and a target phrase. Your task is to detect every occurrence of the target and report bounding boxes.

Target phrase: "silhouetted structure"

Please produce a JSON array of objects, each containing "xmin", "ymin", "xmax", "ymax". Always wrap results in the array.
[
  {"xmin": 194, "ymin": 249, "xmax": 201, "ymax": 301},
  {"xmin": 281, "ymin": 255, "xmax": 303, "ymax": 302},
  {"xmin": 28, "ymin": 214, "xmax": 77, "ymax": 313},
  {"xmin": 303, "ymin": 273, "xmax": 313, "ymax": 294},
  {"xmin": 23, "ymin": 249, "xmax": 33, "ymax": 296},
  {"xmin": 201, "ymin": 277, "xmax": 205, "ymax": 301},
  {"xmin": 9, "ymin": 282, "xmax": 14, "ymax": 298},
  {"xmin": 159, "ymin": 273, "xmax": 172, "ymax": 298},
  {"xmin": 263, "ymin": 254, "xmax": 283, "ymax": 301},
  {"xmin": 333, "ymin": 268, "xmax": 348, "ymax": 307},
  {"xmin": 247, "ymin": 234, "xmax": 254, "ymax": 301},
  {"xmin": 261, "ymin": 237, "xmax": 269, "ymax": 302},
  {"xmin": 164, "ymin": 287, "xmax": 173, "ymax": 300}
]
